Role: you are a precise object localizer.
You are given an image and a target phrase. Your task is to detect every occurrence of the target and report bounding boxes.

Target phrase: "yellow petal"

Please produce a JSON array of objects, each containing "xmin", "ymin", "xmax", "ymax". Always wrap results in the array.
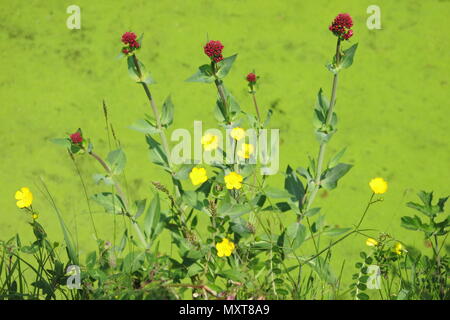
[{"xmin": 15, "ymin": 190, "xmax": 23, "ymax": 200}]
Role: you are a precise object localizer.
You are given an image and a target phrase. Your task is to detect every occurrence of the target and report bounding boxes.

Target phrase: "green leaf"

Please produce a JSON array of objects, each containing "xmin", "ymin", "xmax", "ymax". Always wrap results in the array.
[
  {"xmin": 264, "ymin": 109, "xmax": 273, "ymax": 127},
  {"xmin": 219, "ymin": 85, "xmax": 241, "ymax": 118},
  {"xmin": 284, "ymin": 165, "xmax": 305, "ymax": 203},
  {"xmin": 285, "ymin": 222, "xmax": 307, "ymax": 250},
  {"xmin": 106, "ymin": 149, "xmax": 127, "ymax": 175},
  {"xmin": 231, "ymin": 219, "xmax": 253, "ymax": 238},
  {"xmin": 321, "ymin": 163, "xmax": 353, "ymax": 190},
  {"xmin": 133, "ymin": 199, "xmax": 147, "ymax": 219},
  {"xmin": 173, "ymin": 163, "xmax": 195, "ymax": 180},
  {"xmin": 306, "ymin": 257, "xmax": 337, "ymax": 286},
  {"xmin": 117, "ymin": 229, "xmax": 128, "ymax": 252},
  {"xmin": 50, "ymin": 138, "xmax": 70, "ymax": 148},
  {"xmin": 315, "ymin": 129, "xmax": 336, "ymax": 144},
  {"xmin": 340, "ymin": 43, "xmax": 358, "ymax": 69},
  {"xmin": 219, "ymin": 202, "xmax": 253, "ymax": 218},
  {"xmin": 406, "ymin": 202, "xmax": 431, "ymax": 217},
  {"xmin": 123, "ymin": 252, "xmax": 145, "ymax": 273},
  {"xmin": 145, "ymin": 135, "xmax": 169, "ymax": 168},
  {"xmin": 185, "ymin": 64, "xmax": 214, "ymax": 83},
  {"xmin": 216, "ymin": 54, "xmax": 237, "ymax": 79},
  {"xmin": 263, "ymin": 202, "xmax": 292, "ymax": 213},
  {"xmin": 49, "ymin": 198, "xmax": 79, "ymax": 265},
  {"xmin": 304, "ymin": 207, "xmax": 321, "ymax": 217},
  {"xmin": 91, "ymin": 192, "xmax": 126, "ymax": 214},
  {"xmin": 218, "ymin": 269, "xmax": 245, "ymax": 282},
  {"xmin": 437, "ymin": 196, "xmax": 449, "ymax": 213},
  {"xmin": 400, "ymin": 215, "xmax": 422, "ymax": 231},
  {"xmin": 144, "ymin": 193, "xmax": 161, "ymax": 239},
  {"xmin": 130, "ymin": 119, "xmax": 159, "ymax": 134},
  {"xmin": 86, "ymin": 251, "xmax": 97, "ymax": 268},
  {"xmin": 160, "ymin": 96, "xmax": 174, "ymax": 128},
  {"xmin": 316, "ymin": 88, "xmax": 329, "ymax": 114},
  {"xmin": 182, "ymin": 190, "xmax": 207, "ymax": 212},
  {"xmin": 357, "ymin": 292, "xmax": 369, "ymax": 300},
  {"xmin": 264, "ymin": 186, "xmax": 291, "ymax": 199},
  {"xmin": 328, "ymin": 147, "xmax": 347, "ymax": 168},
  {"xmin": 127, "ymin": 56, "xmax": 156, "ymax": 84}
]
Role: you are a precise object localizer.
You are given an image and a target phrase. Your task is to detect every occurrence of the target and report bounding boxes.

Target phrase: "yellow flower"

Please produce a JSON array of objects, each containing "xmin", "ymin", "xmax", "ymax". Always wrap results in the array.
[
  {"xmin": 32, "ymin": 212, "xmax": 39, "ymax": 220},
  {"xmin": 369, "ymin": 177, "xmax": 388, "ymax": 194},
  {"xmin": 189, "ymin": 167, "xmax": 208, "ymax": 186},
  {"xmin": 230, "ymin": 127, "xmax": 246, "ymax": 141},
  {"xmin": 201, "ymin": 133, "xmax": 219, "ymax": 151},
  {"xmin": 224, "ymin": 172, "xmax": 243, "ymax": 190},
  {"xmin": 216, "ymin": 238, "xmax": 235, "ymax": 257},
  {"xmin": 393, "ymin": 242, "xmax": 406, "ymax": 255},
  {"xmin": 15, "ymin": 187, "xmax": 33, "ymax": 208},
  {"xmin": 366, "ymin": 238, "xmax": 378, "ymax": 247},
  {"xmin": 237, "ymin": 143, "xmax": 254, "ymax": 159}
]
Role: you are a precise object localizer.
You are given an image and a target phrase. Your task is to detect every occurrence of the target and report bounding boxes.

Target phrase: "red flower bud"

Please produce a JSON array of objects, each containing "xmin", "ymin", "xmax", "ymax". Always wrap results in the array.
[
  {"xmin": 246, "ymin": 73, "xmax": 257, "ymax": 83},
  {"xmin": 204, "ymin": 40, "xmax": 224, "ymax": 62},
  {"xmin": 329, "ymin": 13, "xmax": 354, "ymax": 40},
  {"xmin": 343, "ymin": 29, "xmax": 353, "ymax": 40},
  {"xmin": 70, "ymin": 132, "xmax": 83, "ymax": 144}
]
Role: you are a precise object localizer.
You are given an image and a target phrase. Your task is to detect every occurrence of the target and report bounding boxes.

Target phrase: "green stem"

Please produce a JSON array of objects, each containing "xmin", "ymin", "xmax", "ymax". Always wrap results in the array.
[
  {"xmin": 302, "ymin": 38, "xmax": 342, "ymax": 214},
  {"xmin": 132, "ymin": 54, "xmax": 171, "ymax": 165},
  {"xmin": 212, "ymin": 61, "xmax": 231, "ymax": 124},
  {"xmin": 251, "ymin": 92, "xmax": 261, "ymax": 123},
  {"xmin": 356, "ymin": 193, "xmax": 375, "ymax": 230}
]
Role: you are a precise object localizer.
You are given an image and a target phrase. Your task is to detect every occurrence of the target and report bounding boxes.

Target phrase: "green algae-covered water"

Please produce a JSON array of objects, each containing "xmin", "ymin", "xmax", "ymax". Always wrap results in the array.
[{"xmin": 1, "ymin": 0, "xmax": 449, "ymax": 288}]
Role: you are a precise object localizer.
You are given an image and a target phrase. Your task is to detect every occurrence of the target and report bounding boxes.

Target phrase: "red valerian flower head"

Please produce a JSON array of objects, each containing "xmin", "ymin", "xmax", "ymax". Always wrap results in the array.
[
  {"xmin": 329, "ymin": 13, "xmax": 354, "ymax": 40},
  {"xmin": 121, "ymin": 32, "xmax": 140, "ymax": 55},
  {"xmin": 204, "ymin": 40, "xmax": 224, "ymax": 63},
  {"xmin": 70, "ymin": 131, "xmax": 83, "ymax": 144},
  {"xmin": 121, "ymin": 32, "xmax": 137, "ymax": 45},
  {"xmin": 246, "ymin": 72, "xmax": 257, "ymax": 83}
]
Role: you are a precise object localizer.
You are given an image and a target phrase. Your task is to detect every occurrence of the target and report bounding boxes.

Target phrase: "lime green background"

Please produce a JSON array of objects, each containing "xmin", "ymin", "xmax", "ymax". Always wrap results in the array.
[{"xmin": 1, "ymin": 0, "xmax": 449, "ymax": 288}]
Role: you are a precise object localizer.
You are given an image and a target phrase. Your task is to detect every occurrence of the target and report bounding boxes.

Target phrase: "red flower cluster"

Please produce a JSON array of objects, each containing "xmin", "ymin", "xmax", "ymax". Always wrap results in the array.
[
  {"xmin": 70, "ymin": 131, "xmax": 83, "ymax": 144},
  {"xmin": 246, "ymin": 72, "xmax": 257, "ymax": 83},
  {"xmin": 121, "ymin": 32, "xmax": 140, "ymax": 54},
  {"xmin": 329, "ymin": 13, "xmax": 354, "ymax": 40},
  {"xmin": 204, "ymin": 40, "xmax": 224, "ymax": 63}
]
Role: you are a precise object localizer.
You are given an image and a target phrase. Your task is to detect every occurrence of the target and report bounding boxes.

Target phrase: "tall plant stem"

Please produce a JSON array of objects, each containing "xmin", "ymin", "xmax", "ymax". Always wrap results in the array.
[
  {"xmin": 251, "ymin": 92, "xmax": 261, "ymax": 123},
  {"xmin": 303, "ymin": 38, "xmax": 342, "ymax": 213},
  {"xmin": 88, "ymin": 150, "xmax": 148, "ymax": 249},
  {"xmin": 212, "ymin": 61, "xmax": 231, "ymax": 125},
  {"xmin": 132, "ymin": 55, "xmax": 171, "ymax": 165},
  {"xmin": 355, "ymin": 193, "xmax": 375, "ymax": 230}
]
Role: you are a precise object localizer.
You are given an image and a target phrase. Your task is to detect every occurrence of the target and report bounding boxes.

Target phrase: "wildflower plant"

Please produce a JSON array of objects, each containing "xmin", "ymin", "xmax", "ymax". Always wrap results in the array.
[{"xmin": 1, "ymin": 13, "xmax": 447, "ymax": 301}]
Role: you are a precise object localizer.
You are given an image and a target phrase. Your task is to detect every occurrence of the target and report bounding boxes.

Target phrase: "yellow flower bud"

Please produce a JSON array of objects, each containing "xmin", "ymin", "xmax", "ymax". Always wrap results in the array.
[{"xmin": 366, "ymin": 238, "xmax": 378, "ymax": 247}]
